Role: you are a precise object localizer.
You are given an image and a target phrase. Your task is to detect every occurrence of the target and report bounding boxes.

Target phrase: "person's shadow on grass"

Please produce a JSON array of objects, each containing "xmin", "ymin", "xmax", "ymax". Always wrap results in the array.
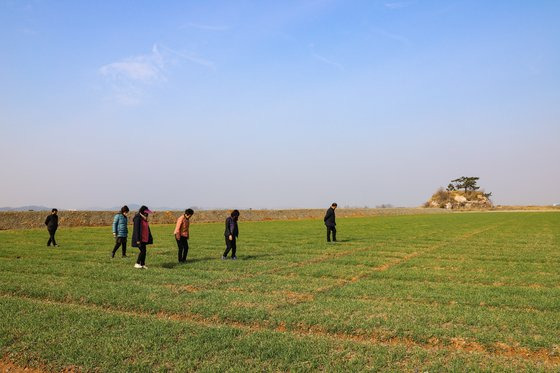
[
  {"xmin": 160, "ymin": 256, "xmax": 223, "ymax": 268},
  {"xmin": 161, "ymin": 262, "xmax": 179, "ymax": 269},
  {"xmin": 325, "ymin": 239, "xmax": 352, "ymax": 243},
  {"xmin": 161, "ymin": 253, "xmax": 275, "ymax": 268}
]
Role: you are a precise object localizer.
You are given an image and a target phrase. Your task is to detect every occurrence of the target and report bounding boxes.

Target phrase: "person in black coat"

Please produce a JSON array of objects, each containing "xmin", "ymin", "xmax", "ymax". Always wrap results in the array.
[
  {"xmin": 222, "ymin": 210, "xmax": 240, "ymax": 260},
  {"xmin": 323, "ymin": 203, "xmax": 337, "ymax": 242},
  {"xmin": 44, "ymin": 208, "xmax": 59, "ymax": 247},
  {"xmin": 131, "ymin": 205, "xmax": 153, "ymax": 269}
]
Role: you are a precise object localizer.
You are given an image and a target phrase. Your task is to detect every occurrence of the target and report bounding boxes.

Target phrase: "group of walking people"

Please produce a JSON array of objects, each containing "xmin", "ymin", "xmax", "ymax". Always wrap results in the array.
[
  {"xmin": 109, "ymin": 205, "xmax": 240, "ymax": 269},
  {"xmin": 46, "ymin": 202, "xmax": 337, "ymax": 269}
]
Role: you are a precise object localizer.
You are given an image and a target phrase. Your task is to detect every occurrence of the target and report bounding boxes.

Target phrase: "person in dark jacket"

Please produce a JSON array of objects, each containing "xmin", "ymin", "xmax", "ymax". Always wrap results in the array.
[
  {"xmin": 222, "ymin": 210, "xmax": 240, "ymax": 260},
  {"xmin": 111, "ymin": 205, "xmax": 129, "ymax": 258},
  {"xmin": 45, "ymin": 208, "xmax": 59, "ymax": 247},
  {"xmin": 324, "ymin": 203, "xmax": 337, "ymax": 242},
  {"xmin": 131, "ymin": 205, "xmax": 153, "ymax": 269}
]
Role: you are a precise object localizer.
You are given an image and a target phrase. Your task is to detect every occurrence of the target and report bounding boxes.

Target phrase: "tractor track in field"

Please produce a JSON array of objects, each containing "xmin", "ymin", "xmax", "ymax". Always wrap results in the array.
[
  {"xmin": 1, "ymin": 292, "xmax": 559, "ymax": 368},
  {"xmin": 209, "ymin": 244, "xmax": 388, "ymax": 287},
  {"xmin": 209, "ymin": 225, "xmax": 463, "ymax": 289},
  {"xmin": 268, "ymin": 224, "xmax": 505, "ymax": 312}
]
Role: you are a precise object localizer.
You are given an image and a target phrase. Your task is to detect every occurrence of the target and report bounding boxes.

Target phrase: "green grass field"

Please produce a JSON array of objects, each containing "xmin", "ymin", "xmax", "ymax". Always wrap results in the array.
[{"xmin": 1, "ymin": 212, "xmax": 559, "ymax": 372}]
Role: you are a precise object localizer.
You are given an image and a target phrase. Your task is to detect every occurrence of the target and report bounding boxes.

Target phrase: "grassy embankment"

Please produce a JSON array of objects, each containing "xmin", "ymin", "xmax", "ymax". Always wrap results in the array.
[{"xmin": 1, "ymin": 212, "xmax": 559, "ymax": 371}]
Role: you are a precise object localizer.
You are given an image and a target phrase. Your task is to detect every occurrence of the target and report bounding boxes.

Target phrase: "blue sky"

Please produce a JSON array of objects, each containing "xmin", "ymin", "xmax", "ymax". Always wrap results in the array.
[{"xmin": 1, "ymin": 0, "xmax": 559, "ymax": 209}]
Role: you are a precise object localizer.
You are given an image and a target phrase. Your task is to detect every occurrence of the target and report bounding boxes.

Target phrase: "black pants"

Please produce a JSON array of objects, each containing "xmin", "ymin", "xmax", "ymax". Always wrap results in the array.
[
  {"xmin": 47, "ymin": 229, "xmax": 57, "ymax": 246},
  {"xmin": 136, "ymin": 243, "xmax": 147, "ymax": 266},
  {"xmin": 176, "ymin": 236, "xmax": 189, "ymax": 262},
  {"xmin": 326, "ymin": 226, "xmax": 337, "ymax": 242},
  {"xmin": 112, "ymin": 237, "xmax": 127, "ymax": 256},
  {"xmin": 223, "ymin": 237, "xmax": 237, "ymax": 258}
]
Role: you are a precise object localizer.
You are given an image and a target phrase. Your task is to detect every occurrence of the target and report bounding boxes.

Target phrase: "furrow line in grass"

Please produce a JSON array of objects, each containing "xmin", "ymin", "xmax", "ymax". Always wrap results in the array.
[
  {"xmin": 264, "ymin": 224, "xmax": 507, "ymax": 312},
  {"xmin": 349, "ymin": 293, "xmax": 560, "ymax": 314},
  {"xmin": 342, "ymin": 223, "xmax": 504, "ymax": 284},
  {"xmin": 274, "ymin": 224, "xmax": 506, "ymax": 311},
  {"xmin": 208, "ymin": 244, "xmax": 387, "ymax": 287},
  {"xmin": 3, "ymin": 265, "xmax": 557, "ymax": 315},
  {"xmin": 208, "ymin": 226, "xmax": 473, "ymax": 288},
  {"xmin": 221, "ymin": 283, "xmax": 560, "ymax": 314},
  {"xmin": 2, "ymin": 292, "xmax": 559, "ymax": 367},
  {"xmin": 404, "ymin": 254, "xmax": 560, "ymax": 265},
  {"xmin": 356, "ymin": 274, "xmax": 560, "ymax": 291},
  {"xmin": 222, "ymin": 284, "xmax": 560, "ymax": 316}
]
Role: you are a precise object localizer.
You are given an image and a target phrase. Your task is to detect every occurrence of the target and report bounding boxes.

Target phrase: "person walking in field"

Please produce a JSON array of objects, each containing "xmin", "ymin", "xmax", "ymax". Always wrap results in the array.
[
  {"xmin": 324, "ymin": 203, "xmax": 337, "ymax": 242},
  {"xmin": 45, "ymin": 208, "xmax": 59, "ymax": 247},
  {"xmin": 131, "ymin": 205, "xmax": 153, "ymax": 269},
  {"xmin": 222, "ymin": 210, "xmax": 240, "ymax": 260},
  {"xmin": 174, "ymin": 208, "xmax": 194, "ymax": 263},
  {"xmin": 111, "ymin": 205, "xmax": 129, "ymax": 258}
]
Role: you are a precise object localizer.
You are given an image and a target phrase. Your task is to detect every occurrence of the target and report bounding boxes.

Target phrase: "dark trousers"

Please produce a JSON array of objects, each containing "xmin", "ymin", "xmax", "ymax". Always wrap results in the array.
[
  {"xmin": 112, "ymin": 237, "xmax": 127, "ymax": 256},
  {"xmin": 136, "ymin": 243, "xmax": 147, "ymax": 266},
  {"xmin": 326, "ymin": 226, "xmax": 337, "ymax": 242},
  {"xmin": 223, "ymin": 237, "xmax": 237, "ymax": 258},
  {"xmin": 176, "ymin": 236, "xmax": 189, "ymax": 262},
  {"xmin": 47, "ymin": 229, "xmax": 57, "ymax": 246}
]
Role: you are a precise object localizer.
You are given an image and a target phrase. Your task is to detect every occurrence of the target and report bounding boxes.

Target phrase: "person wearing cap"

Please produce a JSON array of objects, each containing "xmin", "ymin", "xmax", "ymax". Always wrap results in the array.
[
  {"xmin": 111, "ymin": 205, "xmax": 129, "ymax": 258},
  {"xmin": 44, "ymin": 208, "xmax": 59, "ymax": 247},
  {"xmin": 324, "ymin": 203, "xmax": 337, "ymax": 242},
  {"xmin": 222, "ymin": 210, "xmax": 240, "ymax": 260},
  {"xmin": 131, "ymin": 205, "xmax": 153, "ymax": 269},
  {"xmin": 174, "ymin": 208, "xmax": 194, "ymax": 263}
]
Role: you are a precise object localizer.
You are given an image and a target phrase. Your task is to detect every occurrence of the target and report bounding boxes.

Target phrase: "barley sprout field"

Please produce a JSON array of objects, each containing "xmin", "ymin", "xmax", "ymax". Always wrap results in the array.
[{"xmin": 1, "ymin": 212, "xmax": 559, "ymax": 372}]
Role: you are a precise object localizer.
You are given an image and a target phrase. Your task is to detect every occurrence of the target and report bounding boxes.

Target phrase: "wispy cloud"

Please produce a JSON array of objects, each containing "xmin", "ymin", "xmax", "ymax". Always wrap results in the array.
[
  {"xmin": 181, "ymin": 22, "xmax": 229, "ymax": 31},
  {"xmin": 98, "ymin": 44, "xmax": 166, "ymax": 105},
  {"xmin": 99, "ymin": 44, "xmax": 165, "ymax": 83},
  {"xmin": 159, "ymin": 44, "xmax": 215, "ymax": 69},
  {"xmin": 312, "ymin": 53, "xmax": 345, "ymax": 71},
  {"xmin": 98, "ymin": 44, "xmax": 213, "ymax": 105}
]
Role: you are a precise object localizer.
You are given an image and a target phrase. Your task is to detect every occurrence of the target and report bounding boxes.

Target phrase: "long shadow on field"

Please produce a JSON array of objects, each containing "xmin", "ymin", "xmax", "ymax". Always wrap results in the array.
[
  {"xmin": 161, "ymin": 262, "xmax": 180, "ymax": 269},
  {"xmin": 237, "ymin": 254, "xmax": 276, "ymax": 260},
  {"xmin": 323, "ymin": 239, "xmax": 353, "ymax": 244},
  {"xmin": 161, "ymin": 253, "xmax": 280, "ymax": 268},
  {"xmin": 160, "ymin": 256, "xmax": 225, "ymax": 268}
]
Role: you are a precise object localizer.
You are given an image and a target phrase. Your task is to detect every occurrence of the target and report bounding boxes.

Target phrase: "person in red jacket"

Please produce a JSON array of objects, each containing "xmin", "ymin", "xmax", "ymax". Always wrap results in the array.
[
  {"xmin": 174, "ymin": 208, "xmax": 194, "ymax": 263},
  {"xmin": 131, "ymin": 205, "xmax": 153, "ymax": 269}
]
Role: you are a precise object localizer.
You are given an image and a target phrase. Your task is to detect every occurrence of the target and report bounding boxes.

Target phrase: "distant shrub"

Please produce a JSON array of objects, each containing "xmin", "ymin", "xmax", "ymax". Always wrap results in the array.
[{"xmin": 425, "ymin": 188, "xmax": 492, "ymax": 209}]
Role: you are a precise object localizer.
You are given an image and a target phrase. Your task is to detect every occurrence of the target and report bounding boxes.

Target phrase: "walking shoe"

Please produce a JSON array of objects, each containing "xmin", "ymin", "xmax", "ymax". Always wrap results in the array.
[
  {"xmin": 134, "ymin": 263, "xmax": 143, "ymax": 269},
  {"xmin": 232, "ymin": 256, "xmax": 237, "ymax": 260},
  {"xmin": 122, "ymin": 255, "xmax": 128, "ymax": 258},
  {"xmin": 142, "ymin": 265, "xmax": 148, "ymax": 269},
  {"xmin": 221, "ymin": 256, "xmax": 227, "ymax": 260},
  {"xmin": 111, "ymin": 253, "xmax": 115, "ymax": 258}
]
